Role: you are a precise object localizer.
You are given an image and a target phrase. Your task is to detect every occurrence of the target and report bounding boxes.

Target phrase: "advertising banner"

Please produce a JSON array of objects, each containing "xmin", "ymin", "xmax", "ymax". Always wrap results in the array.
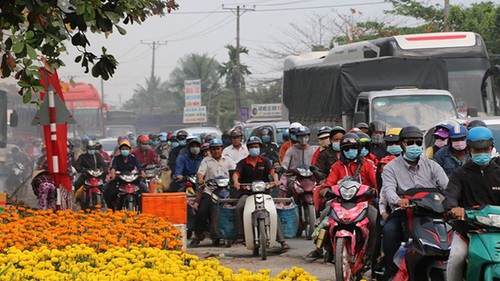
[
  {"xmin": 184, "ymin": 80, "xmax": 201, "ymax": 107},
  {"xmin": 250, "ymin": 103, "xmax": 282, "ymax": 119},
  {"xmin": 183, "ymin": 106, "xmax": 207, "ymax": 123}
]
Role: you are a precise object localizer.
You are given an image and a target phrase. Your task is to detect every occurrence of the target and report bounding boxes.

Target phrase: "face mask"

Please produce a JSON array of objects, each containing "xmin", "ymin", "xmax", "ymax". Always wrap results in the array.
[
  {"xmin": 171, "ymin": 142, "xmax": 179, "ymax": 148},
  {"xmin": 319, "ymin": 138, "xmax": 331, "ymax": 148},
  {"xmin": 167, "ymin": 140, "xmax": 171, "ymax": 146},
  {"xmin": 141, "ymin": 144, "xmax": 149, "ymax": 150},
  {"xmin": 451, "ymin": 140, "xmax": 467, "ymax": 151},
  {"xmin": 291, "ymin": 135, "xmax": 298, "ymax": 142},
  {"xmin": 403, "ymin": 145, "xmax": 422, "ymax": 161},
  {"xmin": 343, "ymin": 149, "xmax": 358, "ymax": 160},
  {"xmin": 190, "ymin": 147, "xmax": 200, "ymax": 155},
  {"xmin": 387, "ymin": 145, "xmax": 403, "ymax": 156},
  {"xmin": 262, "ymin": 135, "xmax": 271, "ymax": 143},
  {"xmin": 88, "ymin": 149, "xmax": 96, "ymax": 155},
  {"xmin": 298, "ymin": 136, "xmax": 309, "ymax": 145},
  {"xmin": 360, "ymin": 147, "xmax": 369, "ymax": 157},
  {"xmin": 332, "ymin": 142, "xmax": 340, "ymax": 151},
  {"xmin": 121, "ymin": 150, "xmax": 130, "ymax": 157},
  {"xmin": 249, "ymin": 148, "xmax": 260, "ymax": 157},
  {"xmin": 372, "ymin": 133, "xmax": 384, "ymax": 144},
  {"xmin": 434, "ymin": 139, "xmax": 448, "ymax": 148},
  {"xmin": 152, "ymin": 140, "xmax": 159, "ymax": 146},
  {"xmin": 179, "ymin": 140, "xmax": 186, "ymax": 146},
  {"xmin": 471, "ymin": 153, "xmax": 491, "ymax": 166}
]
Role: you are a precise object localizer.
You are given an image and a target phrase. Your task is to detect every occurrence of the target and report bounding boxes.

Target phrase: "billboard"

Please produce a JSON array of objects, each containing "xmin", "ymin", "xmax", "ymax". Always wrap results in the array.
[
  {"xmin": 183, "ymin": 106, "xmax": 207, "ymax": 123},
  {"xmin": 184, "ymin": 80, "xmax": 201, "ymax": 107},
  {"xmin": 250, "ymin": 103, "xmax": 282, "ymax": 119}
]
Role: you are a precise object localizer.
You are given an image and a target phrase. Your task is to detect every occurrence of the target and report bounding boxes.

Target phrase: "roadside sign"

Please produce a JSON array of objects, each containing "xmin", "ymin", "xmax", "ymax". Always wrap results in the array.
[
  {"xmin": 183, "ymin": 106, "xmax": 207, "ymax": 123},
  {"xmin": 250, "ymin": 103, "xmax": 282, "ymax": 119},
  {"xmin": 184, "ymin": 80, "xmax": 201, "ymax": 107},
  {"xmin": 240, "ymin": 106, "xmax": 249, "ymax": 122}
]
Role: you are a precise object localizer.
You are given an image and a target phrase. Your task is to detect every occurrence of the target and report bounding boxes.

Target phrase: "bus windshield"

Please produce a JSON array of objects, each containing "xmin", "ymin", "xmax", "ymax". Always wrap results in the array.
[
  {"xmin": 70, "ymin": 108, "xmax": 103, "ymax": 138},
  {"xmin": 371, "ymin": 95, "xmax": 458, "ymax": 130}
]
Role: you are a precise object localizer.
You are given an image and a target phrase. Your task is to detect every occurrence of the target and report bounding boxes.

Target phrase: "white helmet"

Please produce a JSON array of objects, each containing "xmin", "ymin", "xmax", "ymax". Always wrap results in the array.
[{"xmin": 289, "ymin": 122, "xmax": 302, "ymax": 134}]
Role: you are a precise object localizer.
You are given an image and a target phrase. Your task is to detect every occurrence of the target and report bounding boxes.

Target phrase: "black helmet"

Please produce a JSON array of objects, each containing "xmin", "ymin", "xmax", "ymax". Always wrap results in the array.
[
  {"xmin": 176, "ymin": 130, "xmax": 188, "ymax": 139},
  {"xmin": 230, "ymin": 129, "xmax": 243, "ymax": 137},
  {"xmin": 330, "ymin": 126, "xmax": 346, "ymax": 138},
  {"xmin": 467, "ymin": 119, "xmax": 487, "ymax": 130},
  {"xmin": 399, "ymin": 126, "xmax": 423, "ymax": 141},
  {"xmin": 317, "ymin": 126, "xmax": 332, "ymax": 138},
  {"xmin": 340, "ymin": 133, "xmax": 360, "ymax": 149},
  {"xmin": 369, "ymin": 120, "xmax": 386, "ymax": 134},
  {"xmin": 355, "ymin": 122, "xmax": 369, "ymax": 130},
  {"xmin": 246, "ymin": 136, "xmax": 263, "ymax": 147},
  {"xmin": 354, "ymin": 131, "xmax": 371, "ymax": 144}
]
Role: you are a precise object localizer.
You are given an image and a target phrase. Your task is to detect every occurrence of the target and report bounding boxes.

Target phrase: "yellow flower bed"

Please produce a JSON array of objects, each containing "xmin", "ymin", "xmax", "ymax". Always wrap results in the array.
[
  {"xmin": 0, "ymin": 245, "xmax": 317, "ymax": 280},
  {"xmin": 0, "ymin": 207, "xmax": 183, "ymax": 251}
]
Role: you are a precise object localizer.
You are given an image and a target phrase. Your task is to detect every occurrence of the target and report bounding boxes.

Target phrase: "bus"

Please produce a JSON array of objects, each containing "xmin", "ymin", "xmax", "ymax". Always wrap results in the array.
[{"xmin": 315, "ymin": 32, "xmax": 495, "ymax": 116}]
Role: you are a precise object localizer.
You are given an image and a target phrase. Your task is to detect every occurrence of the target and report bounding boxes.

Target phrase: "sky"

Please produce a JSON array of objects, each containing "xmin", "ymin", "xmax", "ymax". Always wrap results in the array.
[{"xmin": 55, "ymin": 0, "xmax": 479, "ymax": 108}]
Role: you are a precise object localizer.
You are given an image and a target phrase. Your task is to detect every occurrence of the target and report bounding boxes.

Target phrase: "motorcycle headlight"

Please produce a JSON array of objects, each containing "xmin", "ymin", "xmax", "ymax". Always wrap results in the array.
[
  {"xmin": 476, "ymin": 214, "xmax": 500, "ymax": 228},
  {"xmin": 215, "ymin": 177, "xmax": 229, "ymax": 188},
  {"xmin": 251, "ymin": 181, "xmax": 267, "ymax": 192},
  {"xmin": 297, "ymin": 167, "xmax": 313, "ymax": 177},
  {"xmin": 89, "ymin": 170, "xmax": 103, "ymax": 177},
  {"xmin": 339, "ymin": 185, "xmax": 357, "ymax": 200},
  {"xmin": 121, "ymin": 174, "xmax": 138, "ymax": 182}
]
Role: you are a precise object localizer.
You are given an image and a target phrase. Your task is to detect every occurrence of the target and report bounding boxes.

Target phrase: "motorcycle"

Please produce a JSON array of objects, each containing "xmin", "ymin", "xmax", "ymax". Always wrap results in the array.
[
  {"xmin": 5, "ymin": 162, "xmax": 25, "ymax": 194},
  {"xmin": 116, "ymin": 170, "xmax": 143, "ymax": 211},
  {"xmin": 325, "ymin": 179, "xmax": 374, "ymax": 281},
  {"xmin": 143, "ymin": 164, "xmax": 163, "ymax": 193},
  {"xmin": 457, "ymin": 205, "xmax": 500, "ymax": 281},
  {"xmin": 242, "ymin": 181, "xmax": 278, "ymax": 260},
  {"xmin": 390, "ymin": 188, "xmax": 451, "ymax": 281},
  {"xmin": 82, "ymin": 169, "xmax": 105, "ymax": 210},
  {"xmin": 175, "ymin": 174, "xmax": 198, "ymax": 194},
  {"xmin": 290, "ymin": 164, "xmax": 318, "ymax": 240}
]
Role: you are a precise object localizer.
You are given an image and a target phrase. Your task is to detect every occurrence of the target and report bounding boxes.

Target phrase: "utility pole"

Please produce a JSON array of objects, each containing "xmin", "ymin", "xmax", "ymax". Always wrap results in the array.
[
  {"xmin": 141, "ymin": 40, "xmax": 167, "ymax": 78},
  {"xmin": 444, "ymin": 0, "xmax": 450, "ymax": 32},
  {"xmin": 222, "ymin": 4, "xmax": 254, "ymax": 120}
]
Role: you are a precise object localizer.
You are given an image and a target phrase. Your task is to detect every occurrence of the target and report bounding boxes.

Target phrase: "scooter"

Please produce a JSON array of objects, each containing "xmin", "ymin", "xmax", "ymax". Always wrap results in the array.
[
  {"xmin": 460, "ymin": 205, "xmax": 500, "ymax": 281},
  {"xmin": 82, "ymin": 169, "xmax": 104, "ymax": 210},
  {"xmin": 325, "ymin": 179, "xmax": 374, "ymax": 281},
  {"xmin": 242, "ymin": 181, "xmax": 278, "ymax": 260},
  {"xmin": 116, "ymin": 170, "xmax": 143, "ymax": 211},
  {"xmin": 391, "ymin": 188, "xmax": 451, "ymax": 281},
  {"xmin": 290, "ymin": 164, "xmax": 318, "ymax": 240}
]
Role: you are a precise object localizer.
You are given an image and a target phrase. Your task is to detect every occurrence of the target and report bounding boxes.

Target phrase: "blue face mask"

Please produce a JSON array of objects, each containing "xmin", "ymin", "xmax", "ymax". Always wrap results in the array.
[
  {"xmin": 121, "ymin": 150, "xmax": 130, "ymax": 157},
  {"xmin": 387, "ymin": 145, "xmax": 403, "ymax": 156},
  {"xmin": 152, "ymin": 140, "xmax": 159, "ymax": 146},
  {"xmin": 291, "ymin": 135, "xmax": 297, "ymax": 142},
  {"xmin": 262, "ymin": 135, "xmax": 271, "ymax": 143},
  {"xmin": 332, "ymin": 142, "xmax": 340, "ymax": 151},
  {"xmin": 403, "ymin": 145, "xmax": 422, "ymax": 161},
  {"xmin": 343, "ymin": 149, "xmax": 358, "ymax": 160},
  {"xmin": 171, "ymin": 142, "xmax": 179, "ymax": 148},
  {"xmin": 249, "ymin": 148, "xmax": 260, "ymax": 157},
  {"xmin": 179, "ymin": 140, "xmax": 187, "ymax": 146},
  {"xmin": 471, "ymin": 153, "xmax": 491, "ymax": 166},
  {"xmin": 360, "ymin": 147, "xmax": 369, "ymax": 157},
  {"xmin": 88, "ymin": 149, "xmax": 96, "ymax": 155}
]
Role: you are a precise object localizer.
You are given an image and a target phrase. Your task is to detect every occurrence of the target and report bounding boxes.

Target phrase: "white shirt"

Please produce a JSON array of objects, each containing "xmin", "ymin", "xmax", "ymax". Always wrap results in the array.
[{"xmin": 222, "ymin": 145, "xmax": 249, "ymax": 163}]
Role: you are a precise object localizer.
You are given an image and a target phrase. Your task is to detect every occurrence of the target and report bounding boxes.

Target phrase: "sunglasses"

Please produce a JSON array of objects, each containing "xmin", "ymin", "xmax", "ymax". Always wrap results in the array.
[
  {"xmin": 403, "ymin": 139, "xmax": 423, "ymax": 146},
  {"xmin": 341, "ymin": 145, "xmax": 357, "ymax": 152}
]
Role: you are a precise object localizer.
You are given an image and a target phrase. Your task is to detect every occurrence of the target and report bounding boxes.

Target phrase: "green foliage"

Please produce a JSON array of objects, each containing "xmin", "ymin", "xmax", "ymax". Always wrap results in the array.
[
  {"xmin": 244, "ymin": 82, "xmax": 282, "ymax": 105},
  {"xmin": 385, "ymin": 0, "xmax": 445, "ymax": 31},
  {"xmin": 218, "ymin": 45, "xmax": 252, "ymax": 91},
  {"xmin": 0, "ymin": 0, "xmax": 178, "ymax": 101}
]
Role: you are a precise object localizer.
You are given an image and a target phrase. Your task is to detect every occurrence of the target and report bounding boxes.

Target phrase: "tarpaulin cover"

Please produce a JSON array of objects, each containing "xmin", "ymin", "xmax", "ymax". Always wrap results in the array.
[{"xmin": 283, "ymin": 57, "xmax": 449, "ymax": 120}]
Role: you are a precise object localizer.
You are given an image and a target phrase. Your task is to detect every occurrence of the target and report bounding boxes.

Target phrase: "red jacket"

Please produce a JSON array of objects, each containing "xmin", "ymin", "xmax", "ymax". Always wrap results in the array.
[
  {"xmin": 131, "ymin": 148, "xmax": 158, "ymax": 165},
  {"xmin": 324, "ymin": 159, "xmax": 377, "ymax": 191},
  {"xmin": 311, "ymin": 147, "xmax": 321, "ymax": 166}
]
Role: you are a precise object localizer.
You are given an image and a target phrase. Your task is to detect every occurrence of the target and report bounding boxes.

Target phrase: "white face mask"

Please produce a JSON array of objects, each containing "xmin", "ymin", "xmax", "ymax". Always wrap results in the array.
[
  {"xmin": 318, "ymin": 138, "xmax": 331, "ymax": 148},
  {"xmin": 451, "ymin": 140, "xmax": 467, "ymax": 151},
  {"xmin": 298, "ymin": 136, "xmax": 309, "ymax": 145},
  {"xmin": 371, "ymin": 133, "xmax": 384, "ymax": 144},
  {"xmin": 434, "ymin": 139, "xmax": 448, "ymax": 148}
]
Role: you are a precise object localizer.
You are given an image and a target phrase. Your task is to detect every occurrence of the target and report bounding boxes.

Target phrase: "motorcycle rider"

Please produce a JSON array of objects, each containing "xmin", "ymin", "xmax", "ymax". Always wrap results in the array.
[
  {"xmin": 282, "ymin": 126, "xmax": 316, "ymax": 171},
  {"xmin": 384, "ymin": 128, "xmax": 403, "ymax": 157},
  {"xmin": 433, "ymin": 124, "xmax": 469, "ymax": 177},
  {"xmin": 279, "ymin": 122, "xmax": 302, "ymax": 163},
  {"xmin": 232, "ymin": 136, "xmax": 289, "ymax": 249},
  {"xmin": 168, "ymin": 130, "xmax": 188, "ymax": 173},
  {"xmin": 444, "ymin": 126, "xmax": 500, "ymax": 281},
  {"xmin": 222, "ymin": 129, "xmax": 249, "ymax": 163},
  {"xmin": 174, "ymin": 137, "xmax": 203, "ymax": 192},
  {"xmin": 368, "ymin": 120, "xmax": 389, "ymax": 160},
  {"xmin": 94, "ymin": 141, "xmax": 111, "ymax": 166},
  {"xmin": 312, "ymin": 126, "xmax": 332, "ymax": 166},
  {"xmin": 73, "ymin": 140, "xmax": 108, "ymax": 205},
  {"xmin": 131, "ymin": 135, "xmax": 159, "ymax": 165},
  {"xmin": 424, "ymin": 123, "xmax": 451, "ymax": 158},
  {"xmin": 104, "ymin": 139, "xmax": 148, "ymax": 211},
  {"xmin": 201, "ymin": 143, "xmax": 211, "ymax": 157},
  {"xmin": 315, "ymin": 126, "xmax": 346, "ymax": 175},
  {"xmin": 355, "ymin": 131, "xmax": 379, "ymax": 167},
  {"xmin": 155, "ymin": 132, "xmax": 169, "ymax": 159},
  {"xmin": 258, "ymin": 127, "xmax": 280, "ymax": 165},
  {"xmin": 356, "ymin": 122, "xmax": 370, "ymax": 134},
  {"xmin": 190, "ymin": 139, "xmax": 236, "ymax": 247},
  {"xmin": 31, "ymin": 169, "xmax": 56, "ymax": 210},
  {"xmin": 380, "ymin": 125, "xmax": 448, "ymax": 281}
]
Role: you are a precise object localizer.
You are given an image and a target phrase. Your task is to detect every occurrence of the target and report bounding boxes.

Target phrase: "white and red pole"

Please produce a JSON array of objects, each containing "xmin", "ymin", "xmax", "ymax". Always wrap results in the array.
[{"xmin": 47, "ymin": 88, "xmax": 61, "ymax": 210}]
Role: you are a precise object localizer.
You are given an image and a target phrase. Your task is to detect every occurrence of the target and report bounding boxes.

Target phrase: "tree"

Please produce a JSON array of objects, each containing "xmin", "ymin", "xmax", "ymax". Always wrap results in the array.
[
  {"xmin": 122, "ymin": 76, "xmax": 172, "ymax": 113},
  {"xmin": 218, "ymin": 45, "xmax": 251, "ymax": 120},
  {"xmin": 0, "ymin": 0, "xmax": 178, "ymax": 102},
  {"xmin": 243, "ymin": 81, "xmax": 282, "ymax": 105}
]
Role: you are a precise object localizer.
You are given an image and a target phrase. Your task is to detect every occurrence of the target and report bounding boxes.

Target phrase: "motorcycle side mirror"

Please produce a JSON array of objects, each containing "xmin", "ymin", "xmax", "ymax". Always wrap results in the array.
[
  {"xmin": 159, "ymin": 154, "xmax": 167, "ymax": 160},
  {"xmin": 141, "ymin": 163, "xmax": 147, "ymax": 169},
  {"xmin": 274, "ymin": 166, "xmax": 285, "ymax": 174}
]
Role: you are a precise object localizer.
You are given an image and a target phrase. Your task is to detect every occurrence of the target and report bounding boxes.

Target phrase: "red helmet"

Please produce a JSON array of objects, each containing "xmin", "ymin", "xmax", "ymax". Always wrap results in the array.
[{"xmin": 138, "ymin": 135, "xmax": 150, "ymax": 144}]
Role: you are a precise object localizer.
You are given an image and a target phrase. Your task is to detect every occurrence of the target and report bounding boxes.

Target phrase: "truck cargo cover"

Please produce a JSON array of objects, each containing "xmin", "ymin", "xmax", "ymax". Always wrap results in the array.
[{"xmin": 283, "ymin": 57, "xmax": 449, "ymax": 120}]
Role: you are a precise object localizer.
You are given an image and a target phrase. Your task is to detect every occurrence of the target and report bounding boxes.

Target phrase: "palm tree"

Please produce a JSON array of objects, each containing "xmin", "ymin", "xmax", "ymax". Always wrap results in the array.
[{"xmin": 123, "ymin": 76, "xmax": 171, "ymax": 113}]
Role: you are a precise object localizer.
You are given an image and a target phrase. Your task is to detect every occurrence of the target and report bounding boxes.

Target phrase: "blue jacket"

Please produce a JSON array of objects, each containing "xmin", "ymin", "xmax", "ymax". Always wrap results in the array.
[
  {"xmin": 432, "ymin": 146, "xmax": 470, "ymax": 177},
  {"xmin": 174, "ymin": 153, "xmax": 203, "ymax": 178}
]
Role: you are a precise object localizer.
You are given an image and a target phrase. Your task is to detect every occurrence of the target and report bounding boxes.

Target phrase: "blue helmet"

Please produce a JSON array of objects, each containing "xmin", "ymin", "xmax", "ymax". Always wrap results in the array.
[
  {"xmin": 449, "ymin": 125, "xmax": 468, "ymax": 139},
  {"xmin": 282, "ymin": 129, "xmax": 289, "ymax": 136},
  {"xmin": 466, "ymin": 127, "xmax": 494, "ymax": 149},
  {"xmin": 295, "ymin": 126, "xmax": 311, "ymax": 136},
  {"xmin": 209, "ymin": 139, "xmax": 224, "ymax": 147}
]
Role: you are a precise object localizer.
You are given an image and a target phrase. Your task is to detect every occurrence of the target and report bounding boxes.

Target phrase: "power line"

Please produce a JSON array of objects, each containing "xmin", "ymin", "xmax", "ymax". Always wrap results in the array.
[
  {"xmin": 141, "ymin": 40, "xmax": 168, "ymax": 78},
  {"xmin": 168, "ymin": 15, "xmax": 235, "ymax": 42}
]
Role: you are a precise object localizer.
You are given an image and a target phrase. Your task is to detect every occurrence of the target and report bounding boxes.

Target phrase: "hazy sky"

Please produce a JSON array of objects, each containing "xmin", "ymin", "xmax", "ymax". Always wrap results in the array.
[{"xmin": 56, "ymin": 0, "xmax": 479, "ymax": 107}]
